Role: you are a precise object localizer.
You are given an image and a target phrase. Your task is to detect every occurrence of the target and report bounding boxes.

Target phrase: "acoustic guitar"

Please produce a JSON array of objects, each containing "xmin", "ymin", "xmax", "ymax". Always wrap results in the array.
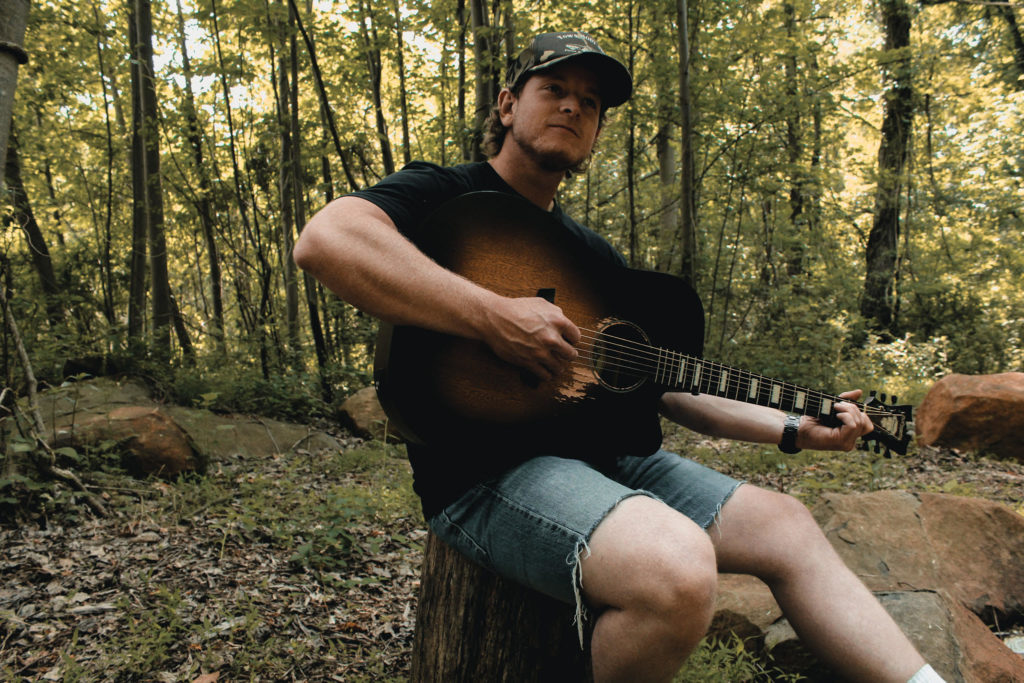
[{"xmin": 373, "ymin": 192, "xmax": 912, "ymax": 457}]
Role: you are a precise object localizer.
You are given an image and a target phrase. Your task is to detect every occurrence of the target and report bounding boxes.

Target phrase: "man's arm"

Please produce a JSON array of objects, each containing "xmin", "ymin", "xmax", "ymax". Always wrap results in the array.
[
  {"xmin": 659, "ymin": 389, "xmax": 873, "ymax": 452},
  {"xmin": 293, "ymin": 195, "xmax": 580, "ymax": 379}
]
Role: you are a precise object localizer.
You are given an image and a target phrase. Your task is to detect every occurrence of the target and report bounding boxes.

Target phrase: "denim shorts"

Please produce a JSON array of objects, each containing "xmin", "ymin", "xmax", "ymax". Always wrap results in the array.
[{"xmin": 427, "ymin": 450, "xmax": 742, "ymax": 610}]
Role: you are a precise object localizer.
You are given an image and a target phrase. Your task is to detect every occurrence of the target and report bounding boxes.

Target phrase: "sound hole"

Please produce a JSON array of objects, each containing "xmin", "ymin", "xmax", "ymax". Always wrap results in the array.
[{"xmin": 592, "ymin": 320, "xmax": 649, "ymax": 392}]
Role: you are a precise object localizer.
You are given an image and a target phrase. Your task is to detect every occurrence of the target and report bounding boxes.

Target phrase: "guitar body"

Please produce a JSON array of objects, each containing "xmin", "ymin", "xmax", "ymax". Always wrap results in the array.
[{"xmin": 374, "ymin": 192, "xmax": 705, "ymax": 455}]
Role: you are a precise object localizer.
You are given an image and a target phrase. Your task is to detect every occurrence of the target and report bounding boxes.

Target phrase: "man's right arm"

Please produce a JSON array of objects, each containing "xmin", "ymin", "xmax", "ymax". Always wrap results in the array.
[{"xmin": 293, "ymin": 195, "xmax": 580, "ymax": 379}]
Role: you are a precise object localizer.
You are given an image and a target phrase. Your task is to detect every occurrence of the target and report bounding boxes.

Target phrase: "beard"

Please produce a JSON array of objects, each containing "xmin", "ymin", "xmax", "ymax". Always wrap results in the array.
[{"xmin": 509, "ymin": 125, "xmax": 593, "ymax": 175}]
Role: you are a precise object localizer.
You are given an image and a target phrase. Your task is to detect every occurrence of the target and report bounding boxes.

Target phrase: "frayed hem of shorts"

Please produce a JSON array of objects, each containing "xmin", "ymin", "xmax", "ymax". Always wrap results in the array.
[
  {"xmin": 567, "ymin": 490, "xmax": 655, "ymax": 649},
  {"xmin": 704, "ymin": 480, "xmax": 745, "ymax": 538}
]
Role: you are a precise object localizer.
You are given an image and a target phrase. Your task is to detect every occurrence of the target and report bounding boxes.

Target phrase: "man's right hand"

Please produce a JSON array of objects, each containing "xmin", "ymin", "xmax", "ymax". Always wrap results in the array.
[{"xmin": 480, "ymin": 296, "xmax": 581, "ymax": 381}]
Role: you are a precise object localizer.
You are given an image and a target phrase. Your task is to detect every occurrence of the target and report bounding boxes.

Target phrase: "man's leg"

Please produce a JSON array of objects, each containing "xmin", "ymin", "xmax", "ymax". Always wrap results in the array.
[
  {"xmin": 581, "ymin": 495, "xmax": 718, "ymax": 682},
  {"xmin": 711, "ymin": 484, "xmax": 927, "ymax": 682}
]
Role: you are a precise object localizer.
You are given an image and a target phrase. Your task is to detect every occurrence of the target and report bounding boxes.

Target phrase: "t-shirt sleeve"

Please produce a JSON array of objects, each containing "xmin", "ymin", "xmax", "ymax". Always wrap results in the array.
[{"xmin": 349, "ymin": 162, "xmax": 474, "ymax": 238}]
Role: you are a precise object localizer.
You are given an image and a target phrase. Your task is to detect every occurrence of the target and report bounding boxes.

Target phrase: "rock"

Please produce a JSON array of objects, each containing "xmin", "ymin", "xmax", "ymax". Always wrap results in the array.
[
  {"xmin": 916, "ymin": 373, "xmax": 1024, "ymax": 462},
  {"xmin": 812, "ymin": 492, "xmax": 1024, "ymax": 681},
  {"xmin": 337, "ymin": 386, "xmax": 403, "ymax": 443},
  {"xmin": 54, "ymin": 406, "xmax": 205, "ymax": 478},
  {"xmin": 710, "ymin": 492, "xmax": 1024, "ymax": 682},
  {"xmin": 709, "ymin": 574, "xmax": 781, "ymax": 643}
]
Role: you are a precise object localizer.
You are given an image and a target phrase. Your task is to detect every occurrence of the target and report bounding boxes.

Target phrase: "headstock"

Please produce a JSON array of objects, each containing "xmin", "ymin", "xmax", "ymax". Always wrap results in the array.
[{"xmin": 862, "ymin": 391, "xmax": 913, "ymax": 456}]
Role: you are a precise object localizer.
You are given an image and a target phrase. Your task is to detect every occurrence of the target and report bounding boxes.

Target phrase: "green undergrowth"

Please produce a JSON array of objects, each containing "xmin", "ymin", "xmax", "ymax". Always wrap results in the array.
[
  {"xmin": 167, "ymin": 441, "xmax": 422, "ymax": 574},
  {"xmin": 675, "ymin": 634, "xmax": 805, "ymax": 682}
]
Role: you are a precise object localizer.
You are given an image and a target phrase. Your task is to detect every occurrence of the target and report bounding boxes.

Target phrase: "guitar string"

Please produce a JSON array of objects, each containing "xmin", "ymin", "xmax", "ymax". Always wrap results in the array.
[{"xmin": 569, "ymin": 329, "xmax": 899, "ymax": 420}]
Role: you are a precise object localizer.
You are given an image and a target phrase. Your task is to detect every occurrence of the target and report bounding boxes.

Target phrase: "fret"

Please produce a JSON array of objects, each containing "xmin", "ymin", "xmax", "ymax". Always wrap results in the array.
[
  {"xmin": 675, "ymin": 355, "xmax": 688, "ymax": 388},
  {"xmin": 793, "ymin": 389, "xmax": 806, "ymax": 411},
  {"xmin": 820, "ymin": 397, "xmax": 833, "ymax": 416}
]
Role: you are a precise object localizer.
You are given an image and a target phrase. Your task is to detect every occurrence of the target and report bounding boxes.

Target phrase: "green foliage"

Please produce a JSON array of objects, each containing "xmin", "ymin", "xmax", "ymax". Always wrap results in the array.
[
  {"xmin": 675, "ymin": 634, "xmax": 805, "ymax": 682},
  {"xmin": 835, "ymin": 333, "xmax": 952, "ymax": 407},
  {"xmin": 288, "ymin": 490, "xmax": 372, "ymax": 573},
  {"xmin": 0, "ymin": 436, "xmax": 109, "ymax": 525},
  {"xmin": 4, "ymin": 0, "xmax": 1023, "ymax": 438},
  {"xmin": 166, "ymin": 360, "xmax": 335, "ymax": 422}
]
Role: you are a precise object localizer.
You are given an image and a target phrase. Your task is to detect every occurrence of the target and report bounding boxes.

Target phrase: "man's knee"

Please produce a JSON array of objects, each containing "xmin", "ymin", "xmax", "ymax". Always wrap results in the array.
[
  {"xmin": 583, "ymin": 495, "xmax": 718, "ymax": 624},
  {"xmin": 718, "ymin": 485, "xmax": 835, "ymax": 580}
]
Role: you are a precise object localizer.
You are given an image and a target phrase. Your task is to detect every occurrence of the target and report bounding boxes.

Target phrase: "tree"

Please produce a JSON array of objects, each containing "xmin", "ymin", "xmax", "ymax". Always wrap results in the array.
[
  {"xmin": 676, "ymin": 0, "xmax": 697, "ymax": 287},
  {"xmin": 861, "ymin": 0, "xmax": 914, "ymax": 334},
  {"xmin": 128, "ymin": 0, "xmax": 173, "ymax": 356},
  {"xmin": 173, "ymin": 0, "xmax": 225, "ymax": 352},
  {"xmin": 358, "ymin": 0, "xmax": 396, "ymax": 176},
  {"xmin": 0, "ymin": 0, "xmax": 29, "ymax": 170},
  {"xmin": 469, "ymin": 0, "xmax": 504, "ymax": 161},
  {"xmin": 4, "ymin": 130, "xmax": 63, "ymax": 326}
]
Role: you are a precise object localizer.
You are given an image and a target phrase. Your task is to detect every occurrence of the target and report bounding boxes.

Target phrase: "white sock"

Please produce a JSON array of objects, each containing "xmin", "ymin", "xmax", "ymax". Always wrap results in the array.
[{"xmin": 907, "ymin": 664, "xmax": 946, "ymax": 683}]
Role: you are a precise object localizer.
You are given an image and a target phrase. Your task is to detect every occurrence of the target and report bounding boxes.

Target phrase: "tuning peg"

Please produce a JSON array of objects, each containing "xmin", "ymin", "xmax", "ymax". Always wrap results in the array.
[
  {"xmin": 879, "ymin": 392, "xmax": 887, "ymax": 403},
  {"xmin": 869, "ymin": 390, "xmax": 877, "ymax": 399},
  {"xmin": 883, "ymin": 447, "xmax": 892, "ymax": 459},
  {"xmin": 891, "ymin": 395, "xmax": 898, "ymax": 405}
]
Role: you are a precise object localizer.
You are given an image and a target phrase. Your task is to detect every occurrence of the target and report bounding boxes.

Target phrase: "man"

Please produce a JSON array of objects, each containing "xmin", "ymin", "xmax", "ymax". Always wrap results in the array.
[{"xmin": 294, "ymin": 31, "xmax": 944, "ymax": 683}]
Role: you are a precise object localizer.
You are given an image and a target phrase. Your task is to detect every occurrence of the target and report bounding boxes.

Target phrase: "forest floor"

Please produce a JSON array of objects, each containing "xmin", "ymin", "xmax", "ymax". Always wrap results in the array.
[{"xmin": 2, "ymin": 412, "xmax": 1024, "ymax": 681}]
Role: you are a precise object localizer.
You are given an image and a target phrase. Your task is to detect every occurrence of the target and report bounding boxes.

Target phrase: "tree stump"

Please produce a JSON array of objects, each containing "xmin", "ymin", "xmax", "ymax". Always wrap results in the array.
[{"xmin": 411, "ymin": 532, "xmax": 593, "ymax": 682}]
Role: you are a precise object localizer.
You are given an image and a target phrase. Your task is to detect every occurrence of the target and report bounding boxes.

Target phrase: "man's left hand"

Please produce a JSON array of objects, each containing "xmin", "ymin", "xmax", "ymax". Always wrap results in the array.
[{"xmin": 797, "ymin": 389, "xmax": 874, "ymax": 451}]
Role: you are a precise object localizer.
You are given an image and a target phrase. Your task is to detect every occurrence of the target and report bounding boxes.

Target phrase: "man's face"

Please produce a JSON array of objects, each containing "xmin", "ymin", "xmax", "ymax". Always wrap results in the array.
[{"xmin": 500, "ymin": 62, "xmax": 604, "ymax": 173}]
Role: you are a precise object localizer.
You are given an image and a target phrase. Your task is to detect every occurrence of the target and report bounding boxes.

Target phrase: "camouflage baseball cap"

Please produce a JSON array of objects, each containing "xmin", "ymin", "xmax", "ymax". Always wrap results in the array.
[{"xmin": 505, "ymin": 32, "xmax": 633, "ymax": 108}]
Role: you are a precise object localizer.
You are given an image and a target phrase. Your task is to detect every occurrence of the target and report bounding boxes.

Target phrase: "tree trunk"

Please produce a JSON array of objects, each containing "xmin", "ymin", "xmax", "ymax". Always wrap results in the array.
[
  {"xmin": 130, "ymin": 0, "xmax": 172, "ymax": 357},
  {"xmin": 359, "ymin": 0, "xmax": 395, "ymax": 176},
  {"xmin": 274, "ymin": 16, "xmax": 300, "ymax": 354},
  {"xmin": 4, "ymin": 131, "xmax": 64, "ymax": 327},
  {"xmin": 285, "ymin": 0, "xmax": 332, "ymax": 401},
  {"xmin": 456, "ymin": 0, "xmax": 469, "ymax": 161},
  {"xmin": 92, "ymin": 0, "xmax": 117, "ymax": 326},
  {"xmin": 469, "ymin": 0, "xmax": 498, "ymax": 161},
  {"xmin": 127, "ymin": 4, "xmax": 148, "ymax": 344},
  {"xmin": 995, "ymin": 5, "xmax": 1024, "ymax": 89},
  {"xmin": 393, "ymin": 0, "xmax": 412, "ymax": 166},
  {"xmin": 861, "ymin": 0, "xmax": 913, "ymax": 333},
  {"xmin": 783, "ymin": 1, "xmax": 806, "ymax": 277},
  {"xmin": 411, "ymin": 533, "xmax": 592, "ymax": 682},
  {"xmin": 653, "ymin": 0, "xmax": 679, "ymax": 274},
  {"xmin": 677, "ymin": 0, "xmax": 698, "ymax": 288},
  {"xmin": 0, "ymin": 0, "xmax": 29, "ymax": 170},
  {"xmin": 287, "ymin": 0, "xmax": 358, "ymax": 191},
  {"xmin": 174, "ymin": 0, "xmax": 225, "ymax": 351},
  {"xmin": 626, "ymin": 4, "xmax": 639, "ymax": 268}
]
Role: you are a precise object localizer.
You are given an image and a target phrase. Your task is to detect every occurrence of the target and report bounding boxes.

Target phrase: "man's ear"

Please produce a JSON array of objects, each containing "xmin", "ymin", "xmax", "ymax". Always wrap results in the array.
[{"xmin": 496, "ymin": 87, "xmax": 516, "ymax": 126}]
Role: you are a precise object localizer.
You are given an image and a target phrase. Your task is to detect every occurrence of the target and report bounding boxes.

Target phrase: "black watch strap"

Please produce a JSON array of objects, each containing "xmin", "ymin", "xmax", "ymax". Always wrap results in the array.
[{"xmin": 778, "ymin": 414, "xmax": 802, "ymax": 454}]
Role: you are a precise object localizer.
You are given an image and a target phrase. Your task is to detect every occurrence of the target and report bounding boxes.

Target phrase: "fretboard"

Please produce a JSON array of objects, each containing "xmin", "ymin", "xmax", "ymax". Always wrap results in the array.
[{"xmin": 654, "ymin": 350, "xmax": 843, "ymax": 419}]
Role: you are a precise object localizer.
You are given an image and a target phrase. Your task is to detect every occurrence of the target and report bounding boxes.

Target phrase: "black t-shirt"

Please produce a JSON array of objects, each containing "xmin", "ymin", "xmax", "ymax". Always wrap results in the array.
[{"xmin": 352, "ymin": 161, "xmax": 653, "ymax": 518}]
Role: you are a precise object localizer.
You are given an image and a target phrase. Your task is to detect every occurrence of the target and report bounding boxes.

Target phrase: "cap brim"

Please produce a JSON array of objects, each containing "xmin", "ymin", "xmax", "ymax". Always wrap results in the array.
[{"xmin": 528, "ymin": 52, "xmax": 633, "ymax": 108}]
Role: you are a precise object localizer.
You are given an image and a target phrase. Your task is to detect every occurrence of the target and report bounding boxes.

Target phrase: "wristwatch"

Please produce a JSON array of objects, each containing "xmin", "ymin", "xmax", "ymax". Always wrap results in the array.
[{"xmin": 778, "ymin": 414, "xmax": 802, "ymax": 454}]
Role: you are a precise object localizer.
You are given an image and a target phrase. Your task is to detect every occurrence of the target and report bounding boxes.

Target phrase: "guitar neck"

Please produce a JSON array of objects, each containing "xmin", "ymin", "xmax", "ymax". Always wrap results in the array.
[{"xmin": 656, "ymin": 351, "xmax": 846, "ymax": 420}]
